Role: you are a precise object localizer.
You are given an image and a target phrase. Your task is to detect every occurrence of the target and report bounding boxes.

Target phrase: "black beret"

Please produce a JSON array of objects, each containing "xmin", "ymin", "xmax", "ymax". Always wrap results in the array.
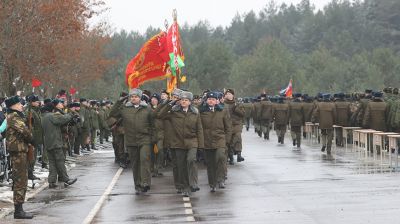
[
  {"xmin": 52, "ymin": 99, "xmax": 63, "ymax": 106},
  {"xmin": 5, "ymin": 96, "xmax": 21, "ymax": 108},
  {"xmin": 69, "ymin": 102, "xmax": 81, "ymax": 108}
]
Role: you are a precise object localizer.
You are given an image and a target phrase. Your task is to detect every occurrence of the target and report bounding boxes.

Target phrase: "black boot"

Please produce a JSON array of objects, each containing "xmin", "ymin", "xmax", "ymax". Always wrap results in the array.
[
  {"xmin": 321, "ymin": 146, "xmax": 326, "ymax": 152},
  {"xmin": 64, "ymin": 177, "xmax": 78, "ymax": 187},
  {"xmin": 28, "ymin": 171, "xmax": 40, "ymax": 180},
  {"xmin": 278, "ymin": 137, "xmax": 281, "ymax": 143},
  {"xmin": 41, "ymin": 163, "xmax": 48, "ymax": 169},
  {"xmin": 293, "ymin": 139, "xmax": 296, "ymax": 146},
  {"xmin": 14, "ymin": 204, "xmax": 33, "ymax": 219},
  {"xmin": 237, "ymin": 152, "xmax": 245, "ymax": 162},
  {"xmin": 257, "ymin": 131, "xmax": 262, "ymax": 138},
  {"xmin": 229, "ymin": 154, "xmax": 234, "ymax": 165},
  {"xmin": 91, "ymin": 144, "xmax": 97, "ymax": 150},
  {"xmin": 281, "ymin": 137, "xmax": 284, "ymax": 144}
]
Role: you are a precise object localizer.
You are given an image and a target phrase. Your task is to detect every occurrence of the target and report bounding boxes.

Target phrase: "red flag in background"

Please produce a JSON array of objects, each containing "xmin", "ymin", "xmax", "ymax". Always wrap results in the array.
[
  {"xmin": 69, "ymin": 87, "xmax": 77, "ymax": 95},
  {"xmin": 32, "ymin": 78, "xmax": 42, "ymax": 88},
  {"xmin": 125, "ymin": 32, "xmax": 168, "ymax": 88}
]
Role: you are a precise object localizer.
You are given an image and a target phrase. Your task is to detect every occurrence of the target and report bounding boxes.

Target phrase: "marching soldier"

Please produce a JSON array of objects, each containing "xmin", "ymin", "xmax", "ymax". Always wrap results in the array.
[
  {"xmin": 288, "ymin": 93, "xmax": 304, "ymax": 148},
  {"xmin": 26, "ymin": 94, "xmax": 42, "ymax": 180},
  {"xmin": 312, "ymin": 94, "xmax": 337, "ymax": 155},
  {"xmin": 242, "ymin": 98, "xmax": 253, "ymax": 131},
  {"xmin": 150, "ymin": 93, "xmax": 164, "ymax": 177},
  {"xmin": 362, "ymin": 92, "xmax": 388, "ymax": 132},
  {"xmin": 109, "ymin": 88, "xmax": 155, "ymax": 194},
  {"xmin": 260, "ymin": 94, "xmax": 273, "ymax": 140},
  {"xmin": 98, "ymin": 102, "xmax": 109, "ymax": 144},
  {"xmin": 158, "ymin": 91, "xmax": 204, "ymax": 197},
  {"xmin": 5, "ymin": 96, "xmax": 34, "ymax": 219},
  {"xmin": 224, "ymin": 89, "xmax": 245, "ymax": 164},
  {"xmin": 334, "ymin": 93, "xmax": 351, "ymax": 146},
  {"xmin": 253, "ymin": 97, "xmax": 262, "ymax": 137},
  {"xmin": 200, "ymin": 92, "xmax": 232, "ymax": 192},
  {"xmin": 302, "ymin": 95, "xmax": 314, "ymax": 139},
  {"xmin": 273, "ymin": 96, "xmax": 289, "ymax": 144}
]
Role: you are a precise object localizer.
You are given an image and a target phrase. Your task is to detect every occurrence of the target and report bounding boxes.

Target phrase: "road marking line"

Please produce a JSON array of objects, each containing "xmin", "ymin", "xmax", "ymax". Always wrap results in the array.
[
  {"xmin": 82, "ymin": 167, "xmax": 123, "ymax": 224},
  {"xmin": 183, "ymin": 197, "xmax": 190, "ymax": 202},
  {"xmin": 185, "ymin": 209, "xmax": 193, "ymax": 215},
  {"xmin": 186, "ymin": 216, "xmax": 196, "ymax": 222},
  {"xmin": 184, "ymin": 202, "xmax": 192, "ymax": 208}
]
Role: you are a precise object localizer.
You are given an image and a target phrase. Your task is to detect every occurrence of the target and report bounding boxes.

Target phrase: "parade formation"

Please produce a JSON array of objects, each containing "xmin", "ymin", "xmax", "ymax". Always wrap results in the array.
[{"xmin": 1, "ymin": 85, "xmax": 400, "ymax": 219}]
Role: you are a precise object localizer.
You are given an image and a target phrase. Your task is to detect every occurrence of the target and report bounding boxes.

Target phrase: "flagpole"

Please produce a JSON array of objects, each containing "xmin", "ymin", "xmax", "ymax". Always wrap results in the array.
[{"xmin": 173, "ymin": 9, "xmax": 180, "ymax": 89}]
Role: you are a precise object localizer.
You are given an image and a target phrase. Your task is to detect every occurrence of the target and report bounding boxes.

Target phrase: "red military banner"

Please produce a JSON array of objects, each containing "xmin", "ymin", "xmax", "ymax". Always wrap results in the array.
[{"xmin": 125, "ymin": 32, "xmax": 169, "ymax": 88}]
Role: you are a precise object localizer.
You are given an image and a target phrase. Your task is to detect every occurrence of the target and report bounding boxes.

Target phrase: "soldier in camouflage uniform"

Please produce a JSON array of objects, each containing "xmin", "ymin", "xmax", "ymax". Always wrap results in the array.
[
  {"xmin": 25, "ymin": 94, "xmax": 42, "ymax": 180},
  {"xmin": 5, "ymin": 96, "xmax": 34, "ymax": 219}
]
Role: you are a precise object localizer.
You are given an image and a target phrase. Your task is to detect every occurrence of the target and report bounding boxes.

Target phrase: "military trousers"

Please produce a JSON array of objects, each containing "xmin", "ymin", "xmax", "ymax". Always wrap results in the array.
[
  {"xmin": 245, "ymin": 117, "xmax": 251, "ymax": 130},
  {"xmin": 275, "ymin": 124, "xmax": 287, "ymax": 139},
  {"xmin": 174, "ymin": 148, "xmax": 198, "ymax": 192},
  {"xmin": 321, "ymin": 129, "xmax": 333, "ymax": 149},
  {"xmin": 10, "ymin": 151, "xmax": 28, "ymax": 204},
  {"xmin": 80, "ymin": 128, "xmax": 90, "ymax": 148},
  {"xmin": 47, "ymin": 148, "xmax": 69, "ymax": 184},
  {"xmin": 126, "ymin": 145, "xmax": 151, "ymax": 189},
  {"xmin": 90, "ymin": 129, "xmax": 98, "ymax": 146},
  {"xmin": 204, "ymin": 148, "xmax": 226, "ymax": 188},
  {"xmin": 29, "ymin": 144, "xmax": 42, "ymax": 175},
  {"xmin": 151, "ymin": 139, "xmax": 164, "ymax": 175},
  {"xmin": 290, "ymin": 126, "xmax": 302, "ymax": 147},
  {"xmin": 170, "ymin": 148, "xmax": 181, "ymax": 190},
  {"xmin": 261, "ymin": 119, "xmax": 272, "ymax": 138},
  {"xmin": 112, "ymin": 133, "xmax": 125, "ymax": 162}
]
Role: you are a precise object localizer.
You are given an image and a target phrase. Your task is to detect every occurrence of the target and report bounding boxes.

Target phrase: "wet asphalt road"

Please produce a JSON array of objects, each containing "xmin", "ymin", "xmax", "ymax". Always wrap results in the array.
[{"xmin": 3, "ymin": 129, "xmax": 400, "ymax": 223}]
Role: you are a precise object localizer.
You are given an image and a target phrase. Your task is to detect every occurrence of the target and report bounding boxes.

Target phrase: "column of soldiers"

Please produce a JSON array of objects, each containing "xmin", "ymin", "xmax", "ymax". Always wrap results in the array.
[
  {"xmin": 245, "ymin": 88, "xmax": 400, "ymax": 155},
  {"xmin": 107, "ymin": 87, "xmax": 246, "ymax": 197},
  {"xmin": 1, "ymin": 91, "xmax": 113, "ymax": 219}
]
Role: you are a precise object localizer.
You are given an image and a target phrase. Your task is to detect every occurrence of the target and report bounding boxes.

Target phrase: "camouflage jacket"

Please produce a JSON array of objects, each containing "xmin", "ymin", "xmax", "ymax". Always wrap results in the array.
[{"xmin": 6, "ymin": 110, "xmax": 33, "ymax": 152}]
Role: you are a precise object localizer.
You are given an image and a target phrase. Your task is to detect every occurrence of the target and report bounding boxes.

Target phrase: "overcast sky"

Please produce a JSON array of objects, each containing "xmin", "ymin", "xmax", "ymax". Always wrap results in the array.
[{"xmin": 95, "ymin": 0, "xmax": 331, "ymax": 34}]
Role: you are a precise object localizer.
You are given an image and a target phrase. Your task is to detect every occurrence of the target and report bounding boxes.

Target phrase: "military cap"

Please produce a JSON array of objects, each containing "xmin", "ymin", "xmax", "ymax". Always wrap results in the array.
[
  {"xmin": 90, "ymin": 100, "xmax": 97, "ymax": 106},
  {"xmin": 322, "ymin": 94, "xmax": 331, "ymax": 99},
  {"xmin": 337, "ymin": 93, "xmax": 345, "ymax": 98},
  {"xmin": 224, "ymin": 88, "xmax": 235, "ymax": 95},
  {"xmin": 100, "ymin": 102, "xmax": 106, "ymax": 107},
  {"xmin": 365, "ymin": 89, "xmax": 373, "ymax": 94},
  {"xmin": 5, "ymin": 96, "xmax": 21, "ymax": 108},
  {"xmin": 293, "ymin": 93, "xmax": 302, "ymax": 98},
  {"xmin": 193, "ymin": 95, "xmax": 201, "ymax": 100},
  {"xmin": 52, "ymin": 99, "xmax": 63, "ymax": 107},
  {"xmin": 79, "ymin": 98, "xmax": 87, "ymax": 103},
  {"xmin": 172, "ymin": 88, "xmax": 183, "ymax": 97},
  {"xmin": 206, "ymin": 92, "xmax": 218, "ymax": 99},
  {"xmin": 26, "ymin": 94, "xmax": 40, "ymax": 103},
  {"xmin": 69, "ymin": 102, "xmax": 81, "ymax": 108},
  {"xmin": 373, "ymin": 92, "xmax": 383, "ymax": 98},
  {"xmin": 180, "ymin": 91, "xmax": 193, "ymax": 100},
  {"xmin": 129, "ymin": 88, "xmax": 143, "ymax": 98},
  {"xmin": 142, "ymin": 90, "xmax": 151, "ymax": 98},
  {"xmin": 393, "ymin": 88, "xmax": 399, "ymax": 95},
  {"xmin": 161, "ymin": 89, "xmax": 169, "ymax": 95},
  {"xmin": 260, "ymin": 93, "xmax": 267, "ymax": 98},
  {"xmin": 383, "ymin": 87, "xmax": 393, "ymax": 93},
  {"xmin": 151, "ymin": 93, "xmax": 160, "ymax": 102}
]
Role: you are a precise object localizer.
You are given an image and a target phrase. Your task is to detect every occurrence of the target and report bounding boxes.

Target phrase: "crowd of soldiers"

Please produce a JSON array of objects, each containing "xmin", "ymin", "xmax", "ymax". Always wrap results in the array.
[
  {"xmin": 242, "ymin": 88, "xmax": 400, "ymax": 154},
  {"xmin": 0, "ymin": 90, "xmax": 113, "ymax": 219},
  {"xmin": 2, "ymin": 86, "xmax": 400, "ymax": 219}
]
